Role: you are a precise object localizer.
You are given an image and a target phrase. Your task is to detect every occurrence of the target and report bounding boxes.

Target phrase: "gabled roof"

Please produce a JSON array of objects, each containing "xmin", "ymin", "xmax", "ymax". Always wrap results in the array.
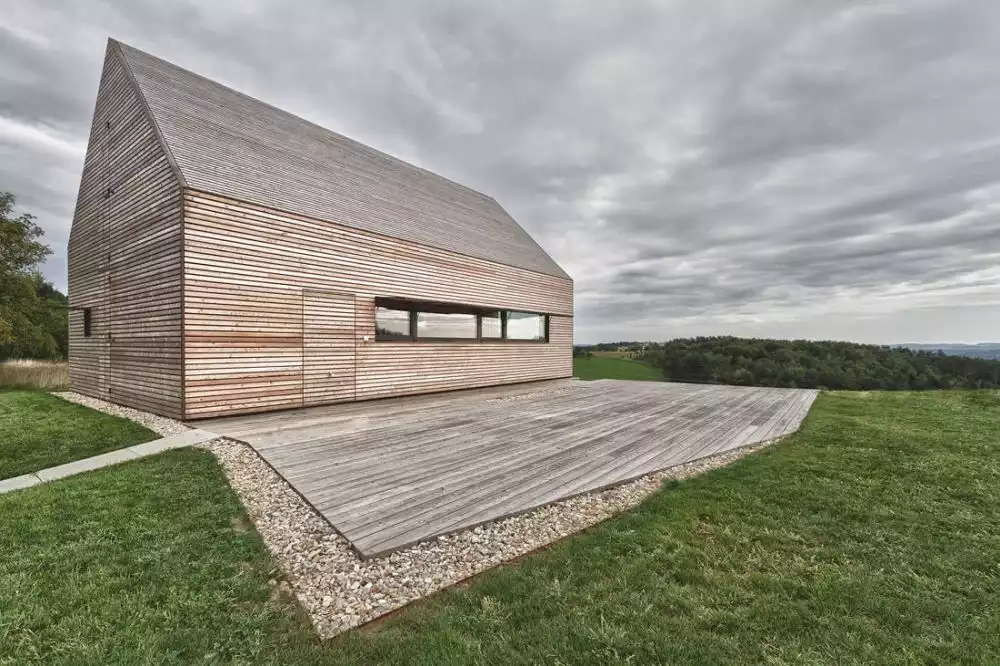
[{"xmin": 111, "ymin": 40, "xmax": 570, "ymax": 280}]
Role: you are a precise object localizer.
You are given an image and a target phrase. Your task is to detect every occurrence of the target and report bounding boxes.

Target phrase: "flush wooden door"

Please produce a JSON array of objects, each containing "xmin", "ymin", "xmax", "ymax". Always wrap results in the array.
[{"xmin": 302, "ymin": 290, "xmax": 356, "ymax": 406}]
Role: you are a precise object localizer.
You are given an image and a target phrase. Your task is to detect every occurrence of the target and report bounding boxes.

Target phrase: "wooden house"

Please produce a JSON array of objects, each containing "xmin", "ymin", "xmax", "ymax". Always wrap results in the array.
[{"xmin": 67, "ymin": 39, "xmax": 573, "ymax": 419}]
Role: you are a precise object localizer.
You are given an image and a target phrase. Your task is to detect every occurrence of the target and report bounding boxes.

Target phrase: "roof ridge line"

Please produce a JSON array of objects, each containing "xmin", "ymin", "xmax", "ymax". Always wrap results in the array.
[
  {"xmin": 111, "ymin": 39, "xmax": 492, "ymax": 202},
  {"xmin": 107, "ymin": 39, "xmax": 572, "ymax": 281},
  {"xmin": 111, "ymin": 37, "xmax": 187, "ymax": 188}
]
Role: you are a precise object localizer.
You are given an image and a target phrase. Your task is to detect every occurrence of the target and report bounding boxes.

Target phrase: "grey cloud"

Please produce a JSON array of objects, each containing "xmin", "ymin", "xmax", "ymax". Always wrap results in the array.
[{"xmin": 5, "ymin": 0, "xmax": 1000, "ymax": 343}]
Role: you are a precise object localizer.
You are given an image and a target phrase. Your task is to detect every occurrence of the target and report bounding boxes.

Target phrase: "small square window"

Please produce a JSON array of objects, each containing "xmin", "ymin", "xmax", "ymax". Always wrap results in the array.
[{"xmin": 83, "ymin": 308, "xmax": 92, "ymax": 338}]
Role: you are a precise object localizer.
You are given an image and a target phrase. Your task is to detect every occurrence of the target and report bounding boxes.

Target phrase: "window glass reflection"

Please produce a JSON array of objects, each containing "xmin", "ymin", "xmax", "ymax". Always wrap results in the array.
[
  {"xmin": 481, "ymin": 311, "xmax": 502, "ymax": 338},
  {"xmin": 506, "ymin": 312, "xmax": 546, "ymax": 340},
  {"xmin": 376, "ymin": 307, "xmax": 410, "ymax": 338},
  {"xmin": 416, "ymin": 312, "xmax": 477, "ymax": 338}
]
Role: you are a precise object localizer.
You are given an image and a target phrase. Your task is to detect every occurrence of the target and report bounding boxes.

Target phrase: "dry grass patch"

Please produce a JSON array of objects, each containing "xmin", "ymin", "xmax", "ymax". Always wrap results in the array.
[{"xmin": 0, "ymin": 360, "xmax": 68, "ymax": 390}]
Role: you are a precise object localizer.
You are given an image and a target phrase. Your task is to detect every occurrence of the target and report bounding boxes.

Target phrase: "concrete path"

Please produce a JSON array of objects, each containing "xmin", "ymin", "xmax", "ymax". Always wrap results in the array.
[{"xmin": 0, "ymin": 428, "xmax": 218, "ymax": 494}]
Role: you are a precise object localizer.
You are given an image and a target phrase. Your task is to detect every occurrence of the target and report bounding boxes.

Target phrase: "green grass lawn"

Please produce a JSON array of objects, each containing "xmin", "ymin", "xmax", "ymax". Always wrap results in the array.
[
  {"xmin": 0, "ymin": 449, "xmax": 318, "ymax": 664},
  {"xmin": 573, "ymin": 355, "xmax": 663, "ymax": 381},
  {"xmin": 2, "ymin": 390, "xmax": 1000, "ymax": 664},
  {"xmin": 0, "ymin": 390, "xmax": 157, "ymax": 480}
]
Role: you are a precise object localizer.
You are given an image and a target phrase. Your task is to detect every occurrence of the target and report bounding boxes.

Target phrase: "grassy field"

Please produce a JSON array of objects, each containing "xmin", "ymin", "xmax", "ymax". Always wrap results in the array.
[
  {"xmin": 0, "ymin": 390, "xmax": 157, "ymax": 479},
  {"xmin": 2, "ymin": 389, "xmax": 999, "ymax": 663},
  {"xmin": 573, "ymin": 354, "xmax": 663, "ymax": 381},
  {"xmin": 0, "ymin": 360, "xmax": 68, "ymax": 390},
  {"xmin": 592, "ymin": 350, "xmax": 633, "ymax": 358}
]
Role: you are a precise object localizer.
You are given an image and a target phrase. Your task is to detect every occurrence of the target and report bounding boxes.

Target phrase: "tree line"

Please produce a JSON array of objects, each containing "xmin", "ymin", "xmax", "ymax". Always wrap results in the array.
[
  {"xmin": 586, "ymin": 337, "xmax": 1000, "ymax": 390},
  {"xmin": 1, "ymin": 192, "xmax": 68, "ymax": 360}
]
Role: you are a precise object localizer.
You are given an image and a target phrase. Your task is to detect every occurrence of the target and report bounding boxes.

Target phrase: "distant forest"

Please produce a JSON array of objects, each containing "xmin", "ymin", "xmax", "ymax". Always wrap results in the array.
[{"xmin": 579, "ymin": 337, "xmax": 1000, "ymax": 390}]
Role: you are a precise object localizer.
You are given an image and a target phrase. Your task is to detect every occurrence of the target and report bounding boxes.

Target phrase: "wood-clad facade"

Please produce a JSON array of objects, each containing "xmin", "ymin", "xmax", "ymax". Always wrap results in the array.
[
  {"xmin": 67, "ymin": 41, "xmax": 184, "ymax": 418},
  {"xmin": 68, "ymin": 40, "xmax": 573, "ymax": 420},
  {"xmin": 183, "ymin": 191, "xmax": 572, "ymax": 417}
]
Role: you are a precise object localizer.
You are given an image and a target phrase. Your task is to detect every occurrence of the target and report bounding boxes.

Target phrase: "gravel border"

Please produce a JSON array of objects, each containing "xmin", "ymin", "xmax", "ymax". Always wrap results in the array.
[
  {"xmin": 50, "ymin": 390, "xmax": 785, "ymax": 639},
  {"xmin": 205, "ymin": 435, "xmax": 784, "ymax": 639},
  {"xmin": 53, "ymin": 391, "xmax": 190, "ymax": 436}
]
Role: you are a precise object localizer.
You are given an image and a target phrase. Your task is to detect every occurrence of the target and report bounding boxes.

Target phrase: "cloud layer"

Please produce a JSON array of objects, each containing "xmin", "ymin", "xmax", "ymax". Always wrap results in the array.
[{"xmin": 5, "ymin": 0, "xmax": 1000, "ymax": 343}]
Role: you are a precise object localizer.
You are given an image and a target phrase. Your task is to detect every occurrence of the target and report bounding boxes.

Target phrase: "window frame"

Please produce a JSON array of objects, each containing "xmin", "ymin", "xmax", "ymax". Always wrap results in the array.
[
  {"xmin": 374, "ymin": 298, "xmax": 550, "ymax": 344},
  {"xmin": 414, "ymin": 310, "xmax": 479, "ymax": 340},
  {"xmin": 83, "ymin": 307, "xmax": 92, "ymax": 338},
  {"xmin": 480, "ymin": 310, "xmax": 503, "ymax": 340},
  {"xmin": 375, "ymin": 305, "xmax": 414, "ymax": 340},
  {"xmin": 504, "ymin": 310, "xmax": 549, "ymax": 342}
]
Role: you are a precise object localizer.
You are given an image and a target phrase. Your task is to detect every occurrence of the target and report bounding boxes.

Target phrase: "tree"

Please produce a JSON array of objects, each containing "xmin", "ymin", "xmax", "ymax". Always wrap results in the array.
[
  {"xmin": 0, "ymin": 192, "xmax": 67, "ymax": 359},
  {"xmin": 0, "ymin": 192, "xmax": 50, "ymax": 275}
]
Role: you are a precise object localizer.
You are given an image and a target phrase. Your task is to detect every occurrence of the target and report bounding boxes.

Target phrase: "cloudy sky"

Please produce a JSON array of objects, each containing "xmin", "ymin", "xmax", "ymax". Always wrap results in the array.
[{"xmin": 5, "ymin": 1, "xmax": 1000, "ymax": 344}]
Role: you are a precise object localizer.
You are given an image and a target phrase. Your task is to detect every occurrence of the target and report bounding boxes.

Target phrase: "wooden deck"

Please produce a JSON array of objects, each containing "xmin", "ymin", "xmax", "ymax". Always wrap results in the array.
[{"xmin": 201, "ymin": 380, "xmax": 818, "ymax": 558}]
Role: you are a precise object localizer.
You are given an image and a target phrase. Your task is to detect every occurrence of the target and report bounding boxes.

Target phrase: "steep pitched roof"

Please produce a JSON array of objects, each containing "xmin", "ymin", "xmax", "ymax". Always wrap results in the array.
[{"xmin": 112, "ymin": 40, "xmax": 570, "ymax": 280}]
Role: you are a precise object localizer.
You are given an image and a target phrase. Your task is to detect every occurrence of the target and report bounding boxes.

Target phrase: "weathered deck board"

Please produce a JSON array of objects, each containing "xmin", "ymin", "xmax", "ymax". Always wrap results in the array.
[{"xmin": 202, "ymin": 380, "xmax": 817, "ymax": 557}]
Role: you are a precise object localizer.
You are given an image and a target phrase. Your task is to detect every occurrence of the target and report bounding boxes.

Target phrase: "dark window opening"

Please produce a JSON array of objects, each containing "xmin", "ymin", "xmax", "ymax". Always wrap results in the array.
[
  {"xmin": 83, "ymin": 308, "xmax": 92, "ymax": 338},
  {"xmin": 374, "ymin": 298, "xmax": 549, "ymax": 343}
]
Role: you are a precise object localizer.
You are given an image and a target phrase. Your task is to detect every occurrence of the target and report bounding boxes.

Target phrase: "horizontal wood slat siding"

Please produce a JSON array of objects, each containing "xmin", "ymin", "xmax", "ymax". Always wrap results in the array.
[
  {"xmin": 183, "ymin": 192, "xmax": 572, "ymax": 315},
  {"xmin": 118, "ymin": 41, "xmax": 569, "ymax": 280},
  {"xmin": 303, "ymin": 290, "xmax": 356, "ymax": 406},
  {"xmin": 67, "ymin": 43, "xmax": 183, "ymax": 418},
  {"xmin": 183, "ymin": 191, "xmax": 573, "ymax": 418},
  {"xmin": 185, "ymin": 281, "xmax": 304, "ymax": 416}
]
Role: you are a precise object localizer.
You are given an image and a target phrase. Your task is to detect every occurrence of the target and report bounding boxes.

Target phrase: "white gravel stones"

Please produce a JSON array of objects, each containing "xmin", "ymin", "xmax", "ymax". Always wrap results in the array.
[
  {"xmin": 205, "ymin": 435, "xmax": 783, "ymax": 639},
  {"xmin": 53, "ymin": 391, "xmax": 189, "ymax": 436}
]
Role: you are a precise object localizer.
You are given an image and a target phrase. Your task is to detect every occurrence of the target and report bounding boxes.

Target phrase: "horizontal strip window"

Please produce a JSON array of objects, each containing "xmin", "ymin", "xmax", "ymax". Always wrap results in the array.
[{"xmin": 375, "ymin": 298, "xmax": 550, "ymax": 343}]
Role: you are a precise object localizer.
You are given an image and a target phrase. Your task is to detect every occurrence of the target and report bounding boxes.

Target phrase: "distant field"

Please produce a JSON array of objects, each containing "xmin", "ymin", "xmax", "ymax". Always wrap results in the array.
[
  {"xmin": 591, "ymin": 350, "xmax": 633, "ymax": 358},
  {"xmin": 903, "ymin": 343, "xmax": 1000, "ymax": 360},
  {"xmin": 0, "ymin": 360, "xmax": 68, "ymax": 390},
  {"xmin": 573, "ymin": 355, "xmax": 662, "ymax": 381}
]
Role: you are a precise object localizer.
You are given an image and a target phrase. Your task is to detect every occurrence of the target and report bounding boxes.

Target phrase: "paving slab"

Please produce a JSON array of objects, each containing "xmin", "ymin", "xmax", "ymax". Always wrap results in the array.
[
  {"xmin": 1, "ymin": 429, "xmax": 220, "ymax": 493},
  {"xmin": 128, "ymin": 429, "xmax": 217, "ymax": 456},
  {"xmin": 35, "ymin": 448, "xmax": 141, "ymax": 482},
  {"xmin": 0, "ymin": 473, "xmax": 42, "ymax": 493}
]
